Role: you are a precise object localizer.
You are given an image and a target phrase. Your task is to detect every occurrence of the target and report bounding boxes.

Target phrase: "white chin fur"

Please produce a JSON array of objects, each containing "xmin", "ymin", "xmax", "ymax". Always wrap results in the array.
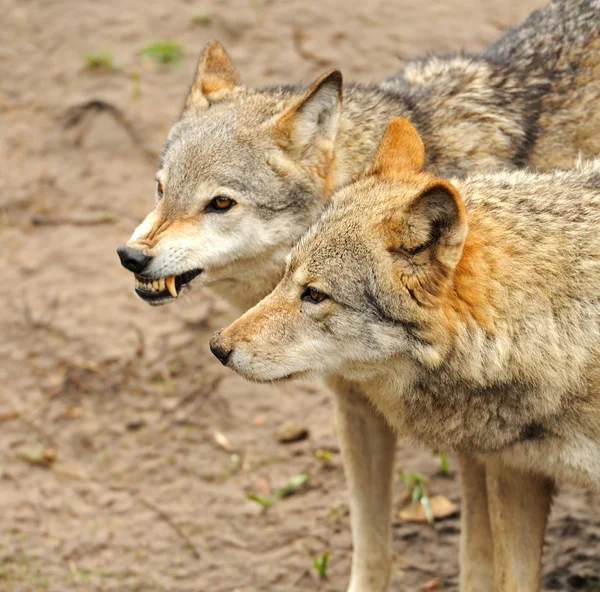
[
  {"xmin": 230, "ymin": 357, "xmax": 312, "ymax": 383},
  {"xmin": 235, "ymin": 368, "xmax": 308, "ymax": 383}
]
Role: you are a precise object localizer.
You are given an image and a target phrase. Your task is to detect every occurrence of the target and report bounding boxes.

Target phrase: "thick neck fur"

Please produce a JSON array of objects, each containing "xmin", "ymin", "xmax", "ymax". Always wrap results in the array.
[{"xmin": 359, "ymin": 165, "xmax": 600, "ymax": 461}]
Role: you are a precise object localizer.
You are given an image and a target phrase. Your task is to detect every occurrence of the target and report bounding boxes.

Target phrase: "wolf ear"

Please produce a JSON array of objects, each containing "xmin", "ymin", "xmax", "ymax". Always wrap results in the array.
[
  {"xmin": 388, "ymin": 181, "xmax": 467, "ymax": 299},
  {"xmin": 370, "ymin": 117, "xmax": 425, "ymax": 177},
  {"xmin": 273, "ymin": 70, "xmax": 343, "ymax": 152},
  {"xmin": 185, "ymin": 41, "xmax": 240, "ymax": 110}
]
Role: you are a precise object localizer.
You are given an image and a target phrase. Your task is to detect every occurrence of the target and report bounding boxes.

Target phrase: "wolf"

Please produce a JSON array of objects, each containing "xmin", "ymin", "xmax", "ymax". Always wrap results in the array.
[
  {"xmin": 212, "ymin": 117, "xmax": 600, "ymax": 589},
  {"xmin": 117, "ymin": 1, "xmax": 600, "ymax": 589}
]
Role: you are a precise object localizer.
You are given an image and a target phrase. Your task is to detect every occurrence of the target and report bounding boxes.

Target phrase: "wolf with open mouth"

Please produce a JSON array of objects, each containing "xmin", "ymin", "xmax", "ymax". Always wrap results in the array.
[{"xmin": 118, "ymin": 1, "xmax": 600, "ymax": 589}]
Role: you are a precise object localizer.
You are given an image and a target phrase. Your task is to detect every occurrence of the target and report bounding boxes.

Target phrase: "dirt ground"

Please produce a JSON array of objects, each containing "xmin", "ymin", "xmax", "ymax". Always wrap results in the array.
[{"xmin": 1, "ymin": 0, "xmax": 600, "ymax": 590}]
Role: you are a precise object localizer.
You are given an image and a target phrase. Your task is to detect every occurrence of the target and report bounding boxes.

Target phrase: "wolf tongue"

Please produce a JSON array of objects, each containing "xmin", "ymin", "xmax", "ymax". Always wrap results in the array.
[{"xmin": 165, "ymin": 275, "xmax": 177, "ymax": 298}]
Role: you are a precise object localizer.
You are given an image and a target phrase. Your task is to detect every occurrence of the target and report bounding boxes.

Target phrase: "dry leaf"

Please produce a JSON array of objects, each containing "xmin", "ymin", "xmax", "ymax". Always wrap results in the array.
[
  {"xmin": 44, "ymin": 366, "xmax": 68, "ymax": 396},
  {"xmin": 70, "ymin": 358, "xmax": 100, "ymax": 372},
  {"xmin": 64, "ymin": 406, "xmax": 84, "ymax": 419},
  {"xmin": 18, "ymin": 445, "xmax": 57, "ymax": 467},
  {"xmin": 398, "ymin": 495, "xmax": 458, "ymax": 523},
  {"xmin": 213, "ymin": 430, "xmax": 233, "ymax": 452},
  {"xmin": 252, "ymin": 415, "xmax": 267, "ymax": 427},
  {"xmin": 0, "ymin": 409, "xmax": 20, "ymax": 421},
  {"xmin": 424, "ymin": 577, "xmax": 441, "ymax": 591}
]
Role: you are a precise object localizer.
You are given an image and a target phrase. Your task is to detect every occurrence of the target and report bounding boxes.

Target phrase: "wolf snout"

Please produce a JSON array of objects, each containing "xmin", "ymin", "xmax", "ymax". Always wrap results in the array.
[
  {"xmin": 210, "ymin": 330, "xmax": 233, "ymax": 366},
  {"xmin": 117, "ymin": 244, "xmax": 153, "ymax": 274}
]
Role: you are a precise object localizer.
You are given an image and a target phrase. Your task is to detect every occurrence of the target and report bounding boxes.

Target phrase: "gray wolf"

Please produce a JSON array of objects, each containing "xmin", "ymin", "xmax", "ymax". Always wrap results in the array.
[
  {"xmin": 212, "ymin": 117, "xmax": 600, "ymax": 590},
  {"xmin": 117, "ymin": 1, "xmax": 600, "ymax": 589}
]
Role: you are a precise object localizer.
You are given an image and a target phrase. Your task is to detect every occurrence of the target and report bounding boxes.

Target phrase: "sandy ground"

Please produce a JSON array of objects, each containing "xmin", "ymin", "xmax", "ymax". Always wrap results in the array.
[{"xmin": 1, "ymin": 0, "xmax": 600, "ymax": 590}]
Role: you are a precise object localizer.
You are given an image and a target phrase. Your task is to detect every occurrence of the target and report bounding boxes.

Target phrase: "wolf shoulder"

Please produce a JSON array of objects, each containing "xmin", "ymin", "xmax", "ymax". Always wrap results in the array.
[{"xmin": 456, "ymin": 159, "xmax": 600, "ymax": 247}]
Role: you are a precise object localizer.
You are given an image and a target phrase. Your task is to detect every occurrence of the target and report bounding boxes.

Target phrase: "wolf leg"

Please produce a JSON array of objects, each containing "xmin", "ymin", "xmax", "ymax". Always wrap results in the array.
[
  {"xmin": 485, "ymin": 459, "xmax": 553, "ymax": 592},
  {"xmin": 458, "ymin": 455, "xmax": 494, "ymax": 592},
  {"xmin": 327, "ymin": 376, "xmax": 396, "ymax": 592}
]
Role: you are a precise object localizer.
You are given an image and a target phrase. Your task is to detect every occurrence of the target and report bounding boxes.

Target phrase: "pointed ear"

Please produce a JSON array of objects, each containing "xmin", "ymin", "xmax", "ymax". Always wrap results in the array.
[
  {"xmin": 273, "ymin": 70, "xmax": 343, "ymax": 152},
  {"xmin": 370, "ymin": 117, "xmax": 425, "ymax": 177},
  {"xmin": 393, "ymin": 180, "xmax": 467, "ymax": 274},
  {"xmin": 185, "ymin": 41, "xmax": 240, "ymax": 110}
]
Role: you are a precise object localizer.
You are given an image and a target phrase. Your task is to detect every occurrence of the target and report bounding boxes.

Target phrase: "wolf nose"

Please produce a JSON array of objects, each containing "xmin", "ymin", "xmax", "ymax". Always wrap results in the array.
[
  {"xmin": 117, "ymin": 244, "xmax": 152, "ymax": 274},
  {"xmin": 210, "ymin": 331, "xmax": 232, "ymax": 366}
]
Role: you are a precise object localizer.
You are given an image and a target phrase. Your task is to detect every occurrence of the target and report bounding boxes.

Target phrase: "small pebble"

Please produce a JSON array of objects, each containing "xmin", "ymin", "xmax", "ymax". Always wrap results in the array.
[{"xmin": 275, "ymin": 421, "xmax": 309, "ymax": 443}]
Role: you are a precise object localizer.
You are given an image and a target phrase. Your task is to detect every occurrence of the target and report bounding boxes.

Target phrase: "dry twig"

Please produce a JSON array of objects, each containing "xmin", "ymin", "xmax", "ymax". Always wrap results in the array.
[
  {"xmin": 62, "ymin": 99, "xmax": 156, "ymax": 163},
  {"xmin": 31, "ymin": 212, "xmax": 115, "ymax": 226},
  {"xmin": 138, "ymin": 496, "xmax": 201, "ymax": 560}
]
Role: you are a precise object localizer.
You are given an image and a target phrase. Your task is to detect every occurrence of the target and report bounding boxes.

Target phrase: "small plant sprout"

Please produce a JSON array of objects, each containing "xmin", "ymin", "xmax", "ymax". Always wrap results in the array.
[
  {"xmin": 246, "ymin": 474, "xmax": 309, "ymax": 509},
  {"xmin": 274, "ymin": 474, "xmax": 309, "ymax": 498},
  {"xmin": 140, "ymin": 41, "xmax": 184, "ymax": 64},
  {"xmin": 438, "ymin": 452, "xmax": 450, "ymax": 475},
  {"xmin": 315, "ymin": 448, "xmax": 335, "ymax": 462},
  {"xmin": 84, "ymin": 51, "xmax": 115, "ymax": 71},
  {"xmin": 192, "ymin": 13, "xmax": 212, "ymax": 25},
  {"xmin": 400, "ymin": 471, "xmax": 434, "ymax": 523},
  {"xmin": 129, "ymin": 72, "xmax": 142, "ymax": 101},
  {"xmin": 246, "ymin": 493, "xmax": 272, "ymax": 508},
  {"xmin": 313, "ymin": 552, "xmax": 329, "ymax": 579}
]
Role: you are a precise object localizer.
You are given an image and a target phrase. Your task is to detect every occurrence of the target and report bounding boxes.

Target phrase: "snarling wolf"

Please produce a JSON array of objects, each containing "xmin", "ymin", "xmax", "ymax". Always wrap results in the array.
[
  {"xmin": 213, "ymin": 116, "xmax": 600, "ymax": 589},
  {"xmin": 118, "ymin": 1, "xmax": 600, "ymax": 589}
]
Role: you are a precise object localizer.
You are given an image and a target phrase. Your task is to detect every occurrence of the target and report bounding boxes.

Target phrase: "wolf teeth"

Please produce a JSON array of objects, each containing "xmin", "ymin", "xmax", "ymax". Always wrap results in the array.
[
  {"xmin": 135, "ymin": 277, "xmax": 165, "ymax": 293},
  {"xmin": 165, "ymin": 275, "xmax": 177, "ymax": 298},
  {"xmin": 134, "ymin": 275, "xmax": 178, "ymax": 297}
]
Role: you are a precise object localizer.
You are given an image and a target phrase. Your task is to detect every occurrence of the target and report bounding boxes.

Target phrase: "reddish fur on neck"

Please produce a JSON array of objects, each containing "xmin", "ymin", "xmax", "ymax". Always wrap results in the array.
[{"xmin": 446, "ymin": 211, "xmax": 513, "ymax": 333}]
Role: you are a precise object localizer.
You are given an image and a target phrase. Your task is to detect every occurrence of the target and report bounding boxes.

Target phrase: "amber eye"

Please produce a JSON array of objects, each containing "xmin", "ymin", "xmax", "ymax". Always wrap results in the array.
[
  {"xmin": 301, "ymin": 287, "xmax": 328, "ymax": 303},
  {"xmin": 156, "ymin": 181, "xmax": 164, "ymax": 199},
  {"xmin": 207, "ymin": 195, "xmax": 235, "ymax": 212}
]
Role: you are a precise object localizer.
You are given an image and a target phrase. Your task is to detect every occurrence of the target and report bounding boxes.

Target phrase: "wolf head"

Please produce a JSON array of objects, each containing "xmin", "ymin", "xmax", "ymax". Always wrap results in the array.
[
  {"xmin": 117, "ymin": 42, "xmax": 343, "ymax": 309},
  {"xmin": 210, "ymin": 118, "xmax": 468, "ymax": 381}
]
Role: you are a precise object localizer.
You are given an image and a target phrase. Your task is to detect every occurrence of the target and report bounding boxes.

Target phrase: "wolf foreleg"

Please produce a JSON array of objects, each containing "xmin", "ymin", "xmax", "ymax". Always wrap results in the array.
[
  {"xmin": 485, "ymin": 459, "xmax": 553, "ymax": 592},
  {"xmin": 459, "ymin": 455, "xmax": 494, "ymax": 591},
  {"xmin": 328, "ymin": 376, "xmax": 396, "ymax": 592}
]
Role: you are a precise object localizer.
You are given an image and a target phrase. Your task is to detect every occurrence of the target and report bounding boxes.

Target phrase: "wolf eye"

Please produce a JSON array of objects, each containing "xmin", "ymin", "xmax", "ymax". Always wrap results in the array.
[
  {"xmin": 301, "ymin": 287, "xmax": 328, "ymax": 303},
  {"xmin": 206, "ymin": 195, "xmax": 235, "ymax": 212},
  {"xmin": 156, "ymin": 181, "xmax": 164, "ymax": 199}
]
